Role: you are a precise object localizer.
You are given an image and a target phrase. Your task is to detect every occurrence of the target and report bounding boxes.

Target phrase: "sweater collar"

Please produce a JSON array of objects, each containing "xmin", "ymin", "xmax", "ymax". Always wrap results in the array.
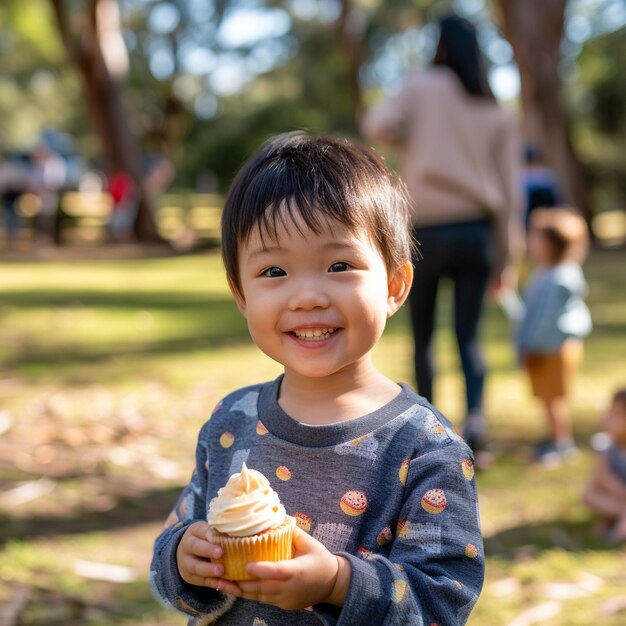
[{"xmin": 258, "ymin": 375, "xmax": 417, "ymax": 447}]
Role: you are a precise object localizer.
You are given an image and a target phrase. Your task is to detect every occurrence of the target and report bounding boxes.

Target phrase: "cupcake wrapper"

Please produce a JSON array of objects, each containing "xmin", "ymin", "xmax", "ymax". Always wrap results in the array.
[{"xmin": 208, "ymin": 516, "xmax": 295, "ymax": 581}]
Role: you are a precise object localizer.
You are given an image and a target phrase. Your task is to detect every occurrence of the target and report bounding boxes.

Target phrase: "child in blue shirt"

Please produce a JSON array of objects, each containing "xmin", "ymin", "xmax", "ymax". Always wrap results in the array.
[
  {"xmin": 150, "ymin": 132, "xmax": 484, "ymax": 625},
  {"xmin": 517, "ymin": 207, "xmax": 592, "ymax": 465}
]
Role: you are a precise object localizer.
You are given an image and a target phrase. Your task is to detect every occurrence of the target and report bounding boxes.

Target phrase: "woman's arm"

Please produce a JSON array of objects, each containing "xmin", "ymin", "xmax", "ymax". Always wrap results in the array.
[
  {"xmin": 492, "ymin": 114, "xmax": 524, "ymax": 277},
  {"xmin": 360, "ymin": 84, "xmax": 412, "ymax": 147}
]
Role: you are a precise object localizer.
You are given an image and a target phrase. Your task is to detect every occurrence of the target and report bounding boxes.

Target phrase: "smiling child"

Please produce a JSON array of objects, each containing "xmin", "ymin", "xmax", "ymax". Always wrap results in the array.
[{"xmin": 150, "ymin": 132, "xmax": 484, "ymax": 625}]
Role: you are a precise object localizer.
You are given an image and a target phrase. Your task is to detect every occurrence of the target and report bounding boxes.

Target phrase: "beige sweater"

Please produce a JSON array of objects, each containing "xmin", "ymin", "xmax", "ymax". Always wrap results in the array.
[{"xmin": 361, "ymin": 67, "xmax": 523, "ymax": 271}]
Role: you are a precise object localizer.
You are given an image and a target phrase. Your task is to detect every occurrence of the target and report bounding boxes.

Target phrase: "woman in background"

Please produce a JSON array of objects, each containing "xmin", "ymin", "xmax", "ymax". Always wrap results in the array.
[{"xmin": 361, "ymin": 14, "xmax": 523, "ymax": 464}]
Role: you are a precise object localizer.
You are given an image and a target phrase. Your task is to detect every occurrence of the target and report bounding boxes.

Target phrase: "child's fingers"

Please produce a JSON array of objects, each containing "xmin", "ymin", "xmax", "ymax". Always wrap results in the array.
[
  {"xmin": 184, "ymin": 570, "xmax": 242, "ymax": 595},
  {"xmin": 183, "ymin": 556, "xmax": 224, "ymax": 580},
  {"xmin": 181, "ymin": 523, "xmax": 223, "ymax": 559},
  {"xmin": 178, "ymin": 555, "xmax": 245, "ymax": 595},
  {"xmin": 245, "ymin": 560, "xmax": 292, "ymax": 580},
  {"xmin": 245, "ymin": 527, "xmax": 322, "ymax": 579},
  {"xmin": 214, "ymin": 578, "xmax": 243, "ymax": 595},
  {"xmin": 182, "ymin": 536, "xmax": 222, "ymax": 561},
  {"xmin": 291, "ymin": 525, "xmax": 320, "ymax": 554},
  {"xmin": 188, "ymin": 536, "xmax": 222, "ymax": 560}
]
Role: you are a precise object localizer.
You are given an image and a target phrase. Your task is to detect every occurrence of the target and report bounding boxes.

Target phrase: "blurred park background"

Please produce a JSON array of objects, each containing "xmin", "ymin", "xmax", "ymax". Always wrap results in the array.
[{"xmin": 1, "ymin": 0, "xmax": 625, "ymax": 624}]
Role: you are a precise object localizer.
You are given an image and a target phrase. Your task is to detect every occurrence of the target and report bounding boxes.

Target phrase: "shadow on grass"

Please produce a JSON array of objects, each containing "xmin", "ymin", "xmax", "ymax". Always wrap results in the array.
[
  {"xmin": 0, "ymin": 290, "xmax": 252, "ymax": 377},
  {"xmin": 0, "ymin": 289, "xmax": 218, "ymax": 311},
  {"xmin": 0, "ymin": 485, "xmax": 181, "ymax": 547},
  {"xmin": 484, "ymin": 516, "xmax": 612, "ymax": 559},
  {"xmin": 2, "ymin": 325, "xmax": 250, "ymax": 370}
]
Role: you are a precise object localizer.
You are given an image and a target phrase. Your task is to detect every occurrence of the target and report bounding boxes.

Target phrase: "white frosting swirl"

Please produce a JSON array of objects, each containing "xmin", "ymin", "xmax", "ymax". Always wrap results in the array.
[{"xmin": 207, "ymin": 463, "xmax": 287, "ymax": 537}]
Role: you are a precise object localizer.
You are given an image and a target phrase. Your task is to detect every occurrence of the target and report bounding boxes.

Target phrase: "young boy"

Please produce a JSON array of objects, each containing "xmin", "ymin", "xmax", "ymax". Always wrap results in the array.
[
  {"xmin": 516, "ymin": 207, "xmax": 592, "ymax": 465},
  {"xmin": 150, "ymin": 132, "xmax": 484, "ymax": 625},
  {"xmin": 583, "ymin": 389, "xmax": 626, "ymax": 543}
]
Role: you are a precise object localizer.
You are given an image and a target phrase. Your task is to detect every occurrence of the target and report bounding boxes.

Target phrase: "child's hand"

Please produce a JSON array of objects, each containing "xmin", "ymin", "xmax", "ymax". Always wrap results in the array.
[
  {"xmin": 229, "ymin": 527, "xmax": 350, "ymax": 610},
  {"xmin": 175, "ymin": 522, "xmax": 242, "ymax": 595}
]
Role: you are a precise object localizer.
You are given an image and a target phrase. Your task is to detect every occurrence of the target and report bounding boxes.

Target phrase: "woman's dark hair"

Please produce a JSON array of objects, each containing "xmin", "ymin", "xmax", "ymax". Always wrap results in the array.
[
  {"xmin": 221, "ymin": 131, "xmax": 414, "ymax": 293},
  {"xmin": 434, "ymin": 15, "xmax": 494, "ymax": 99}
]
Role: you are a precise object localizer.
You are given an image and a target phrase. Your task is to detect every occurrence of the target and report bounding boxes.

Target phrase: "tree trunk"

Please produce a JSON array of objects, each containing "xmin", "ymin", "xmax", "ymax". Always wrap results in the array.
[
  {"xmin": 494, "ymin": 0, "xmax": 589, "ymax": 218},
  {"xmin": 337, "ymin": 0, "xmax": 366, "ymax": 123},
  {"xmin": 49, "ymin": 0, "xmax": 163, "ymax": 242}
]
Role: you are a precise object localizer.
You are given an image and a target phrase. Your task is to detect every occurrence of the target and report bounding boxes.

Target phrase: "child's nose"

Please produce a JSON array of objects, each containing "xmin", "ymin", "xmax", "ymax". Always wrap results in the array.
[{"xmin": 288, "ymin": 279, "xmax": 330, "ymax": 310}]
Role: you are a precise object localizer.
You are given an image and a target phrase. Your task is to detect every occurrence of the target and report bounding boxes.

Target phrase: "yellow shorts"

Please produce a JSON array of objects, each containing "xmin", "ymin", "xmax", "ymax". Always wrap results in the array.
[{"xmin": 525, "ymin": 340, "xmax": 583, "ymax": 402}]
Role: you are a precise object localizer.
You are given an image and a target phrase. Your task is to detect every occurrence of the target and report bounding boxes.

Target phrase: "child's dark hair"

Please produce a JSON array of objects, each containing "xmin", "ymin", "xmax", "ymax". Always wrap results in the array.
[
  {"xmin": 221, "ymin": 131, "xmax": 415, "ymax": 292},
  {"xmin": 613, "ymin": 388, "xmax": 626, "ymax": 409},
  {"xmin": 529, "ymin": 206, "xmax": 589, "ymax": 263}
]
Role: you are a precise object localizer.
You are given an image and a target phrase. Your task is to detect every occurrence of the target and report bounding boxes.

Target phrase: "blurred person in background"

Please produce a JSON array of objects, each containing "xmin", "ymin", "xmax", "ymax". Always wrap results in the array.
[
  {"xmin": 583, "ymin": 388, "xmax": 626, "ymax": 544},
  {"xmin": 516, "ymin": 207, "xmax": 591, "ymax": 466},
  {"xmin": 361, "ymin": 13, "xmax": 523, "ymax": 465},
  {"xmin": 0, "ymin": 153, "xmax": 29, "ymax": 246},
  {"xmin": 29, "ymin": 141, "xmax": 67, "ymax": 245},
  {"xmin": 520, "ymin": 144, "xmax": 564, "ymax": 230},
  {"xmin": 107, "ymin": 169, "xmax": 138, "ymax": 242}
]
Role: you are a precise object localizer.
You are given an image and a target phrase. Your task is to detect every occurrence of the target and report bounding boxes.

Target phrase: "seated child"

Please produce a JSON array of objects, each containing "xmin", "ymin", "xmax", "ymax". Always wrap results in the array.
[
  {"xmin": 150, "ymin": 132, "xmax": 484, "ymax": 625},
  {"xmin": 583, "ymin": 389, "xmax": 626, "ymax": 543},
  {"xmin": 516, "ymin": 207, "xmax": 592, "ymax": 465}
]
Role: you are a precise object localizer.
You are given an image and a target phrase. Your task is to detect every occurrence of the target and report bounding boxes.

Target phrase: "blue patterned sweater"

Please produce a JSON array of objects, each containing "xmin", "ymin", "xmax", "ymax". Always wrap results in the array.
[{"xmin": 151, "ymin": 376, "xmax": 484, "ymax": 625}]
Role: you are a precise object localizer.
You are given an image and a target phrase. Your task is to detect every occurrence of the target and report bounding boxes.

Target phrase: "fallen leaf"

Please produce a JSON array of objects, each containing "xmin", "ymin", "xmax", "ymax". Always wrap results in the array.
[
  {"xmin": 0, "ymin": 477, "xmax": 57, "ymax": 507},
  {"xmin": 506, "ymin": 601, "xmax": 561, "ymax": 626},
  {"xmin": 74, "ymin": 560, "xmax": 137, "ymax": 583}
]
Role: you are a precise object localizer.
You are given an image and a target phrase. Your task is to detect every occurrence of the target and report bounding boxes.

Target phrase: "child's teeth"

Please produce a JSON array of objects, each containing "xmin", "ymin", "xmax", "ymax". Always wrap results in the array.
[{"xmin": 294, "ymin": 328, "xmax": 335, "ymax": 340}]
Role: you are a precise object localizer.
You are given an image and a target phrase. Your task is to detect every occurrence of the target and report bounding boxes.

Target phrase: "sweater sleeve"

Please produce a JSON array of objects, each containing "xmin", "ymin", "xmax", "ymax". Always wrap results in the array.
[
  {"xmin": 150, "ymin": 424, "xmax": 236, "ymax": 621},
  {"xmin": 314, "ymin": 442, "xmax": 484, "ymax": 625}
]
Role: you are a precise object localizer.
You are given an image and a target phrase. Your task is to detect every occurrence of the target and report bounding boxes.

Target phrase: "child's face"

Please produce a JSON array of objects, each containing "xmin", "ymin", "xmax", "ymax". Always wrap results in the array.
[
  {"xmin": 230, "ymin": 211, "xmax": 411, "ymax": 383},
  {"xmin": 604, "ymin": 399, "xmax": 626, "ymax": 447},
  {"xmin": 527, "ymin": 229, "xmax": 553, "ymax": 266}
]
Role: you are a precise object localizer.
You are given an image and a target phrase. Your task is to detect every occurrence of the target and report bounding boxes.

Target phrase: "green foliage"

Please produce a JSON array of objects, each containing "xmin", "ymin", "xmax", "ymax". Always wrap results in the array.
[
  {"xmin": 0, "ymin": 0, "xmax": 64, "ymax": 62},
  {"xmin": 0, "ymin": 0, "xmax": 88, "ymax": 150},
  {"xmin": 176, "ymin": 11, "xmax": 372, "ymax": 189},
  {"xmin": 571, "ymin": 27, "xmax": 626, "ymax": 212}
]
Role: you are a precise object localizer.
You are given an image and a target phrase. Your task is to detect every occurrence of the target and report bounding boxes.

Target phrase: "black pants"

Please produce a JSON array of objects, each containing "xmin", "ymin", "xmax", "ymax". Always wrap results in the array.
[{"xmin": 408, "ymin": 219, "xmax": 493, "ymax": 414}]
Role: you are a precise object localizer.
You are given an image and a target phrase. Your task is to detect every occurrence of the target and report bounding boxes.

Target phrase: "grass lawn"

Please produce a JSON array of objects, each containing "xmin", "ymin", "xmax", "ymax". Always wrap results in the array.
[{"xmin": 0, "ymin": 246, "xmax": 625, "ymax": 625}]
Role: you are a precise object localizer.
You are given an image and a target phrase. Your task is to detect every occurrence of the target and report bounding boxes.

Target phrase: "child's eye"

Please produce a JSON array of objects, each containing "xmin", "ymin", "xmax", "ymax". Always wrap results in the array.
[
  {"xmin": 329, "ymin": 262, "xmax": 350, "ymax": 273},
  {"xmin": 262, "ymin": 266, "xmax": 286, "ymax": 277}
]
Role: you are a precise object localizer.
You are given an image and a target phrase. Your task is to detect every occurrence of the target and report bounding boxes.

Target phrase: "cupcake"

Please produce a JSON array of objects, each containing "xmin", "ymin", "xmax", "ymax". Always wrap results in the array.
[{"xmin": 207, "ymin": 463, "xmax": 296, "ymax": 580}]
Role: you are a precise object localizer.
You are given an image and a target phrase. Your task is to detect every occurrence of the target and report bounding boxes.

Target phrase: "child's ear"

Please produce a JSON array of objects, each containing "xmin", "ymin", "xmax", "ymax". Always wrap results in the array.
[
  {"xmin": 387, "ymin": 262, "xmax": 413, "ymax": 318},
  {"xmin": 227, "ymin": 274, "xmax": 247, "ymax": 316}
]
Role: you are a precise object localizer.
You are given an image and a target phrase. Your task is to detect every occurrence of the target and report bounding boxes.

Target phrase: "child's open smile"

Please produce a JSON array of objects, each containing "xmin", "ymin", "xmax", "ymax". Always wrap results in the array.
[{"xmin": 289, "ymin": 326, "xmax": 338, "ymax": 343}]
